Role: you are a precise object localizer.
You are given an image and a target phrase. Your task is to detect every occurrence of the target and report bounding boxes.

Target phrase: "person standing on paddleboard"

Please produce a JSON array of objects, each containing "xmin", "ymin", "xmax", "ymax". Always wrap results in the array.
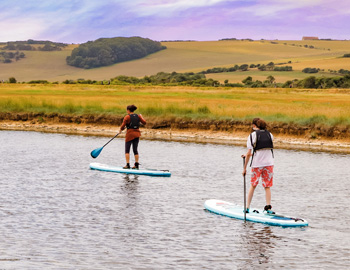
[
  {"xmin": 242, "ymin": 118, "xmax": 275, "ymax": 214},
  {"xmin": 119, "ymin": 105, "xmax": 146, "ymax": 170}
]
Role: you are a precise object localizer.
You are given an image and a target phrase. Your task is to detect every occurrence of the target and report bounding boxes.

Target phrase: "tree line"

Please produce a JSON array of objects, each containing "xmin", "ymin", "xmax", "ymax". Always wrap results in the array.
[
  {"xmin": 5, "ymin": 71, "xmax": 350, "ymax": 89},
  {"xmin": 198, "ymin": 62, "xmax": 293, "ymax": 74},
  {"xmin": 66, "ymin": 37, "xmax": 166, "ymax": 69},
  {"xmin": 0, "ymin": 51, "xmax": 25, "ymax": 63},
  {"xmin": 3, "ymin": 40, "xmax": 67, "ymax": 51}
]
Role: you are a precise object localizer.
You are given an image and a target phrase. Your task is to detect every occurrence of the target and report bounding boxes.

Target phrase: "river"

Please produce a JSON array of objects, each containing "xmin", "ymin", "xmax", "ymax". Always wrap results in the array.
[{"xmin": 0, "ymin": 130, "xmax": 349, "ymax": 269}]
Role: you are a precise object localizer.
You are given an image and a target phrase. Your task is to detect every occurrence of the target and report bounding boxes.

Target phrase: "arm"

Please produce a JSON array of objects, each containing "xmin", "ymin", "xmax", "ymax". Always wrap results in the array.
[
  {"xmin": 139, "ymin": 114, "xmax": 146, "ymax": 125},
  {"xmin": 119, "ymin": 115, "xmax": 130, "ymax": 133},
  {"xmin": 242, "ymin": 149, "xmax": 252, "ymax": 176}
]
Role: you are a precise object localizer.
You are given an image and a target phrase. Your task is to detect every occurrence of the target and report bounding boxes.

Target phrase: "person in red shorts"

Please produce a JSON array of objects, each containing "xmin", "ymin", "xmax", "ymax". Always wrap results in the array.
[
  {"xmin": 242, "ymin": 118, "xmax": 275, "ymax": 214},
  {"xmin": 119, "ymin": 105, "xmax": 146, "ymax": 170}
]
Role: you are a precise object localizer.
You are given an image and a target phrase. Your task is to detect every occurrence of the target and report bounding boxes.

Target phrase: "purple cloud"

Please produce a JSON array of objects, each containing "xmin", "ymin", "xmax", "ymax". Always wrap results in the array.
[{"xmin": 0, "ymin": 0, "xmax": 349, "ymax": 43}]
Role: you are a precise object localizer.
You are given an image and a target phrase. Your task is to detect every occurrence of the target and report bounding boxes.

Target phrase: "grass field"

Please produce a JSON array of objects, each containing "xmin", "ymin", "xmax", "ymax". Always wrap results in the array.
[
  {"xmin": 1, "ymin": 84, "xmax": 350, "ymax": 127},
  {"xmin": 1, "ymin": 40, "xmax": 350, "ymax": 82}
]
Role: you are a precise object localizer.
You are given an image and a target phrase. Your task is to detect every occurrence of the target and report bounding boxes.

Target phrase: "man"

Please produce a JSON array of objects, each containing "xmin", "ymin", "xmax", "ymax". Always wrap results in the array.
[{"xmin": 242, "ymin": 118, "xmax": 275, "ymax": 214}]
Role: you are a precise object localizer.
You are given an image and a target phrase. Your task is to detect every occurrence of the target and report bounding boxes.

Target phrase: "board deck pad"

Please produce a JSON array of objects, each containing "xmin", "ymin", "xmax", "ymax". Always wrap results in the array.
[
  {"xmin": 204, "ymin": 199, "xmax": 308, "ymax": 227},
  {"xmin": 90, "ymin": 163, "xmax": 171, "ymax": 177}
]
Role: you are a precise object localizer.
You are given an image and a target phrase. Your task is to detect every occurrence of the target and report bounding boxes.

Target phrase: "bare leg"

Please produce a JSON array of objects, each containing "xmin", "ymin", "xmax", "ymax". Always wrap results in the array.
[
  {"xmin": 125, "ymin": 153, "xmax": 130, "ymax": 164},
  {"xmin": 135, "ymin": 154, "xmax": 139, "ymax": 163},
  {"xmin": 247, "ymin": 185, "xmax": 256, "ymax": 209},
  {"xmin": 265, "ymin": 187, "xmax": 271, "ymax": 205}
]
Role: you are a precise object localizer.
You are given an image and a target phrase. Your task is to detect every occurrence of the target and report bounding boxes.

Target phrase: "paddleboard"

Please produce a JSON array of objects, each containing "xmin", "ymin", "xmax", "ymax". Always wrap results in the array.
[
  {"xmin": 204, "ymin": 199, "xmax": 308, "ymax": 227},
  {"xmin": 90, "ymin": 162, "xmax": 171, "ymax": 177}
]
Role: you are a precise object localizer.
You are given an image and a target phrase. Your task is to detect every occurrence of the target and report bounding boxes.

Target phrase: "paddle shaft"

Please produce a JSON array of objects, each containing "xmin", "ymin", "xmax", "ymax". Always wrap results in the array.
[
  {"xmin": 102, "ymin": 133, "xmax": 119, "ymax": 148},
  {"xmin": 243, "ymin": 157, "xmax": 247, "ymax": 222}
]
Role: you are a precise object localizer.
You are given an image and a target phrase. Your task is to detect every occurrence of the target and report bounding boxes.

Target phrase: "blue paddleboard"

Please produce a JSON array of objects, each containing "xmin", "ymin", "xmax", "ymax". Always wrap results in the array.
[
  {"xmin": 204, "ymin": 199, "xmax": 308, "ymax": 227},
  {"xmin": 90, "ymin": 162, "xmax": 171, "ymax": 177}
]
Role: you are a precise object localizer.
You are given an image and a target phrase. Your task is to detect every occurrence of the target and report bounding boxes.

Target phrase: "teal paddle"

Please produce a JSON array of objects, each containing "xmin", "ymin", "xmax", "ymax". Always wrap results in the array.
[{"xmin": 91, "ymin": 133, "xmax": 120, "ymax": 158}]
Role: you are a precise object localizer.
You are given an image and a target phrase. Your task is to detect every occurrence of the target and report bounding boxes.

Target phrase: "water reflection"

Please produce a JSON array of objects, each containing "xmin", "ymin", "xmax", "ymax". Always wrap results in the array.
[
  {"xmin": 122, "ymin": 174, "xmax": 140, "ymax": 197},
  {"xmin": 238, "ymin": 223, "xmax": 279, "ymax": 267}
]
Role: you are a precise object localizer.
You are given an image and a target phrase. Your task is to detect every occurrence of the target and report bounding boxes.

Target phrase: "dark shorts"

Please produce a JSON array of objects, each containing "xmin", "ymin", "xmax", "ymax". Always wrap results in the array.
[{"xmin": 125, "ymin": 137, "xmax": 139, "ymax": 154}]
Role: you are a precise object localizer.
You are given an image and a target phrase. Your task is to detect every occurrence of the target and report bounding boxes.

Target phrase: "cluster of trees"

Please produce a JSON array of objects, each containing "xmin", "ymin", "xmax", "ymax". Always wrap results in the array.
[
  {"xmin": 198, "ymin": 62, "xmax": 293, "ymax": 74},
  {"xmin": 3, "ymin": 40, "xmax": 67, "ymax": 51},
  {"xmin": 198, "ymin": 64, "xmax": 248, "ymax": 74},
  {"xmin": 4, "ymin": 72, "xmax": 350, "ymax": 89},
  {"xmin": 240, "ymin": 75, "xmax": 350, "ymax": 89},
  {"xmin": 241, "ymin": 75, "xmax": 278, "ymax": 88},
  {"xmin": 274, "ymin": 66, "xmax": 293, "ymax": 71},
  {"xmin": 59, "ymin": 72, "xmax": 220, "ymax": 86},
  {"xmin": 338, "ymin": 69, "xmax": 350, "ymax": 75},
  {"xmin": 302, "ymin": 67, "xmax": 320, "ymax": 73},
  {"xmin": 286, "ymin": 43, "xmax": 330, "ymax": 51},
  {"xmin": 112, "ymin": 72, "xmax": 220, "ymax": 86},
  {"xmin": 0, "ymin": 51, "xmax": 25, "ymax": 63},
  {"xmin": 63, "ymin": 79, "xmax": 99, "ymax": 84},
  {"xmin": 4, "ymin": 43, "xmax": 35, "ymax": 51},
  {"xmin": 343, "ymin": 54, "xmax": 350, "ymax": 58},
  {"xmin": 66, "ymin": 37, "xmax": 166, "ymax": 69},
  {"xmin": 219, "ymin": 38, "xmax": 254, "ymax": 41},
  {"xmin": 284, "ymin": 75, "xmax": 350, "ymax": 89}
]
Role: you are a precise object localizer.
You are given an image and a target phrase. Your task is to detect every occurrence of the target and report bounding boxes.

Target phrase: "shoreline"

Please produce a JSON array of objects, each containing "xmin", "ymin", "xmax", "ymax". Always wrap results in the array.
[{"xmin": 1, "ymin": 121, "xmax": 350, "ymax": 154}]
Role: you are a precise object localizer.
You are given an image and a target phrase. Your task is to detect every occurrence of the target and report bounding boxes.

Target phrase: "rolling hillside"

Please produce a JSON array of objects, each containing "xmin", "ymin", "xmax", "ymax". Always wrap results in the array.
[{"xmin": 0, "ymin": 40, "xmax": 350, "ymax": 82}]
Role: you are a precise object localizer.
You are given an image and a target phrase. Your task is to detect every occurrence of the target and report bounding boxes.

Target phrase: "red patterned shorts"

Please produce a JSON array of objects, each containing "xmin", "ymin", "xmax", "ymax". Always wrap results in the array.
[{"xmin": 251, "ymin": 166, "xmax": 274, "ymax": 187}]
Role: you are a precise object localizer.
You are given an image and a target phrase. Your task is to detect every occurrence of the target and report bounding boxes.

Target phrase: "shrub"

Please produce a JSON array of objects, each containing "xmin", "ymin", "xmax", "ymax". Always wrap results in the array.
[
  {"xmin": 9, "ymin": 77, "xmax": 17, "ymax": 83},
  {"xmin": 302, "ymin": 67, "xmax": 319, "ymax": 73},
  {"xmin": 28, "ymin": 80, "xmax": 49, "ymax": 84}
]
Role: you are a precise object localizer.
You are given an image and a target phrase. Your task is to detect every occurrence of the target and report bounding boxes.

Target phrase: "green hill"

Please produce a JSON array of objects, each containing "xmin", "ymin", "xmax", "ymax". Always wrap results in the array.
[{"xmin": 1, "ymin": 39, "xmax": 350, "ymax": 82}]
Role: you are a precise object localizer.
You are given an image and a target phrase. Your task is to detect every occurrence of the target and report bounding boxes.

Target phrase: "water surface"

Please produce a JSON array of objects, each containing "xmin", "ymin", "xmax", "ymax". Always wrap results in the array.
[{"xmin": 0, "ymin": 131, "xmax": 349, "ymax": 269}]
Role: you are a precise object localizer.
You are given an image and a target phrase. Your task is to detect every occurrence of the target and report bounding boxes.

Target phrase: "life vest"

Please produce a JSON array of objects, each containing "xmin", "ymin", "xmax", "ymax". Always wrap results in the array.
[
  {"xmin": 127, "ymin": 114, "xmax": 140, "ymax": 129},
  {"xmin": 250, "ymin": 130, "xmax": 274, "ymax": 166}
]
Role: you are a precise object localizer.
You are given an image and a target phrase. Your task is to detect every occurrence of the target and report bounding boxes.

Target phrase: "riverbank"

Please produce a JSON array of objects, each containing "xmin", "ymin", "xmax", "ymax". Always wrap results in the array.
[{"xmin": 1, "ymin": 120, "xmax": 350, "ymax": 153}]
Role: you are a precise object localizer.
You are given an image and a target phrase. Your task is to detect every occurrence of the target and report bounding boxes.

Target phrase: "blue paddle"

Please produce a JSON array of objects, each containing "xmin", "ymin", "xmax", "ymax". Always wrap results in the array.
[{"xmin": 91, "ymin": 133, "xmax": 120, "ymax": 158}]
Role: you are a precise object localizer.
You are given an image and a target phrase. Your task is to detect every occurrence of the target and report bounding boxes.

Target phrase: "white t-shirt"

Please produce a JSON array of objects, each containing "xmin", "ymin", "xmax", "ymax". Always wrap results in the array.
[{"xmin": 247, "ymin": 131, "xmax": 274, "ymax": 168}]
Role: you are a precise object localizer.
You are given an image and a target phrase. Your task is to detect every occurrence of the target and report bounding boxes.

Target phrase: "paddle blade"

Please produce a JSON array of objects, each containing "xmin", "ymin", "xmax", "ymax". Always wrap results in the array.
[{"xmin": 91, "ymin": 147, "xmax": 103, "ymax": 158}]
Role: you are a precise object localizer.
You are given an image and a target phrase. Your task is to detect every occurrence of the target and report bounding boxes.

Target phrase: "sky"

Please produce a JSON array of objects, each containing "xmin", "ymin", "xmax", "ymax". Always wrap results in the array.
[{"xmin": 0, "ymin": 0, "xmax": 349, "ymax": 43}]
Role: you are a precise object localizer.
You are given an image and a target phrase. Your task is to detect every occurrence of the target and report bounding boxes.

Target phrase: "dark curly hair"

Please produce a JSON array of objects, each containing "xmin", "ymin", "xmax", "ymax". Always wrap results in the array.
[{"xmin": 127, "ymin": 104, "xmax": 137, "ymax": 112}]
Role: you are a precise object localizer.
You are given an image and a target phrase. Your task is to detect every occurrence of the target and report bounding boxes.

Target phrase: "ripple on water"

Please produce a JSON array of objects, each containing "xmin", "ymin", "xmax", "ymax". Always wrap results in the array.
[{"xmin": 0, "ymin": 130, "xmax": 349, "ymax": 269}]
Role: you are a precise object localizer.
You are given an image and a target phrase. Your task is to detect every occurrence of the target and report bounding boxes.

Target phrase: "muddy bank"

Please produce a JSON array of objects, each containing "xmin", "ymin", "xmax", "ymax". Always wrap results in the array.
[
  {"xmin": 1, "ymin": 112, "xmax": 349, "ymax": 139},
  {"xmin": 1, "ymin": 112, "xmax": 350, "ymax": 153}
]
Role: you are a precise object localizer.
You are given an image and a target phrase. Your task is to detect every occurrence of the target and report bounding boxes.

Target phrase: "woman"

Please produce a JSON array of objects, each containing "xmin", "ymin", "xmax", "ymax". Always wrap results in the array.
[
  {"xmin": 242, "ymin": 118, "xmax": 275, "ymax": 214},
  {"xmin": 119, "ymin": 105, "xmax": 146, "ymax": 169}
]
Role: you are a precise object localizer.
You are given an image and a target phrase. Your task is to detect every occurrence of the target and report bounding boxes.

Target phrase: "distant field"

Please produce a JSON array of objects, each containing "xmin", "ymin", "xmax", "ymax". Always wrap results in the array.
[
  {"xmin": 1, "ymin": 84, "xmax": 350, "ymax": 127},
  {"xmin": 0, "ymin": 40, "xmax": 350, "ymax": 82}
]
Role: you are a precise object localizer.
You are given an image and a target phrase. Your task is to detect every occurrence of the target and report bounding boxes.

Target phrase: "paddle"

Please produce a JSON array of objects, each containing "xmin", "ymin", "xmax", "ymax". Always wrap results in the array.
[
  {"xmin": 242, "ymin": 156, "xmax": 247, "ymax": 222},
  {"xmin": 90, "ymin": 133, "xmax": 120, "ymax": 158}
]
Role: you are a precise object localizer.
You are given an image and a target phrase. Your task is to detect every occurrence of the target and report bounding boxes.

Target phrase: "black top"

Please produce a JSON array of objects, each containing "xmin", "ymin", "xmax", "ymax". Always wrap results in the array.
[
  {"xmin": 127, "ymin": 114, "xmax": 140, "ymax": 129},
  {"xmin": 251, "ymin": 130, "xmax": 273, "ymax": 151}
]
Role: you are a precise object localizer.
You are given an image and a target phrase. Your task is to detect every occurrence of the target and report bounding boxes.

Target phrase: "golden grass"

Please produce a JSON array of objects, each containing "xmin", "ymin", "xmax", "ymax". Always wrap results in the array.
[
  {"xmin": 1, "ymin": 40, "xmax": 350, "ymax": 82},
  {"xmin": 1, "ymin": 84, "xmax": 350, "ymax": 127},
  {"xmin": 286, "ymin": 58, "xmax": 350, "ymax": 71}
]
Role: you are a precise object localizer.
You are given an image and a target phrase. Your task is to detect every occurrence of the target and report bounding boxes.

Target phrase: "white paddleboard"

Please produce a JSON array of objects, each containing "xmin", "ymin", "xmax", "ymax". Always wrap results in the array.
[
  {"xmin": 90, "ymin": 163, "xmax": 171, "ymax": 177},
  {"xmin": 204, "ymin": 199, "xmax": 308, "ymax": 227}
]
